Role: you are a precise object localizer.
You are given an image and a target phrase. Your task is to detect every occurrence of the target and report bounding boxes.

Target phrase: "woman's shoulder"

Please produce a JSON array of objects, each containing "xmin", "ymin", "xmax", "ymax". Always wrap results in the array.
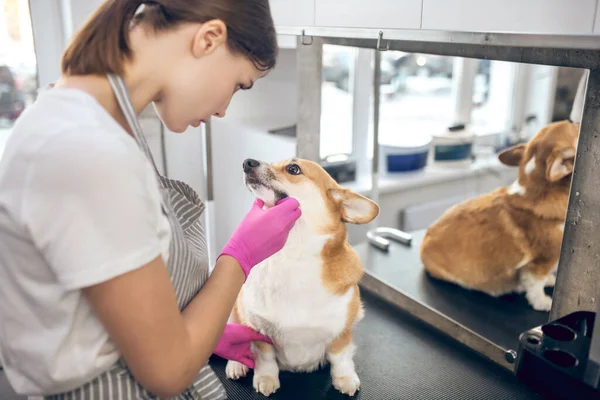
[
  {"xmin": 0, "ymin": 88, "xmax": 162, "ymax": 225},
  {"xmin": 6, "ymin": 88, "xmax": 151, "ymax": 180},
  {"xmin": 17, "ymin": 87, "xmax": 136, "ymax": 144}
]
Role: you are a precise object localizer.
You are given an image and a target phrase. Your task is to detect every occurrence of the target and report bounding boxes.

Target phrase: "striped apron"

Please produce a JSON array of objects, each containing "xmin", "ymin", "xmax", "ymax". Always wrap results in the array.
[{"xmin": 43, "ymin": 74, "xmax": 227, "ymax": 400}]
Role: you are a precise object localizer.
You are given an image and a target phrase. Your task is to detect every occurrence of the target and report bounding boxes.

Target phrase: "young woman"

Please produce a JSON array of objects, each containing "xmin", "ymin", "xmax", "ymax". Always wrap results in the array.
[{"xmin": 0, "ymin": 1, "xmax": 301, "ymax": 399}]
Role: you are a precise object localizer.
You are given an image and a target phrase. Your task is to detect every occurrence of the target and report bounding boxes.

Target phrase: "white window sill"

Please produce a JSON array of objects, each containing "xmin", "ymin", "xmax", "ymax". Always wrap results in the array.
[{"xmin": 345, "ymin": 156, "xmax": 512, "ymax": 197}]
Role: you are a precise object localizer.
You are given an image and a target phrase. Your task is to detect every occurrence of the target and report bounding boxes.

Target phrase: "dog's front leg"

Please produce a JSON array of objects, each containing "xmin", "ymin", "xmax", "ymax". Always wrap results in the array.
[
  {"xmin": 252, "ymin": 341, "xmax": 280, "ymax": 396},
  {"xmin": 521, "ymin": 261, "xmax": 555, "ymax": 311},
  {"xmin": 327, "ymin": 330, "xmax": 360, "ymax": 397}
]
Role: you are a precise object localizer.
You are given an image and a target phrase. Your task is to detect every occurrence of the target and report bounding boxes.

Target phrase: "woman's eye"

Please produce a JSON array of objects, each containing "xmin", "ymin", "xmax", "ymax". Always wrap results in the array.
[{"xmin": 286, "ymin": 164, "xmax": 301, "ymax": 175}]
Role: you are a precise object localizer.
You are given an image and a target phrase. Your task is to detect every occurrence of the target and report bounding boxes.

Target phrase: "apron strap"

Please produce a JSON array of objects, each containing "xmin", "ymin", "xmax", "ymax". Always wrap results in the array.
[{"xmin": 106, "ymin": 74, "xmax": 161, "ymax": 177}]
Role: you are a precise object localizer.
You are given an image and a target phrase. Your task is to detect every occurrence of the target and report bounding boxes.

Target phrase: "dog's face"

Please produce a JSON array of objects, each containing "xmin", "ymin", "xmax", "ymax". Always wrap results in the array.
[
  {"xmin": 242, "ymin": 158, "xmax": 379, "ymax": 229},
  {"xmin": 498, "ymin": 120, "xmax": 579, "ymax": 188}
]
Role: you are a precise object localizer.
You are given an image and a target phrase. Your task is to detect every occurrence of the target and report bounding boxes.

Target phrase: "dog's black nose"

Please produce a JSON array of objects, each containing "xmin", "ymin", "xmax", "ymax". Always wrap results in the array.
[{"xmin": 243, "ymin": 158, "xmax": 260, "ymax": 173}]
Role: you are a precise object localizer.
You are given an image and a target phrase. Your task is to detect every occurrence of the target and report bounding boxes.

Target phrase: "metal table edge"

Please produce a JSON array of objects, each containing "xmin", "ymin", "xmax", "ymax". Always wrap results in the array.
[{"xmin": 358, "ymin": 268, "xmax": 516, "ymax": 373}]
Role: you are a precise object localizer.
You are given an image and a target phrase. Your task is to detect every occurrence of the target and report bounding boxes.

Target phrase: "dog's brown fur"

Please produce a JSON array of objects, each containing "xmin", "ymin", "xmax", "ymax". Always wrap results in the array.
[
  {"xmin": 225, "ymin": 158, "xmax": 379, "ymax": 397},
  {"xmin": 420, "ymin": 120, "xmax": 579, "ymax": 311}
]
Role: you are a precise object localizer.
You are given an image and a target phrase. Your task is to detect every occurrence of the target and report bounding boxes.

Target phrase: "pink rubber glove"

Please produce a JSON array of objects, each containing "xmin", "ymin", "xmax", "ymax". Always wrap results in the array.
[
  {"xmin": 218, "ymin": 197, "xmax": 301, "ymax": 280},
  {"xmin": 213, "ymin": 323, "xmax": 273, "ymax": 368}
]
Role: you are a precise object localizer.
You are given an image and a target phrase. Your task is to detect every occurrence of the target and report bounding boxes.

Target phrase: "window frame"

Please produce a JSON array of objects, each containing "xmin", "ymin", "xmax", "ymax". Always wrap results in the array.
[{"xmin": 319, "ymin": 45, "xmax": 558, "ymax": 182}]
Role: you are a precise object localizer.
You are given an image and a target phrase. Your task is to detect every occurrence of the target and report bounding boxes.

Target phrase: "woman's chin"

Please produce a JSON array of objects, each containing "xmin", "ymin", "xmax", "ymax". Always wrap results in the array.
[
  {"xmin": 171, "ymin": 124, "xmax": 189, "ymax": 133},
  {"xmin": 150, "ymin": 107, "xmax": 187, "ymax": 133}
]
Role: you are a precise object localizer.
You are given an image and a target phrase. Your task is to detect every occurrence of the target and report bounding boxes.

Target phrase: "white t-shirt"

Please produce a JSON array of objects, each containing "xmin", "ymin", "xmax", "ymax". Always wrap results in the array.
[{"xmin": 0, "ymin": 87, "xmax": 172, "ymax": 396}]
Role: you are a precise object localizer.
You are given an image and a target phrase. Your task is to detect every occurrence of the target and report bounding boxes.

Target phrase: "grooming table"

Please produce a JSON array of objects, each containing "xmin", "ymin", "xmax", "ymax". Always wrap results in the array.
[
  {"xmin": 355, "ymin": 229, "xmax": 552, "ymax": 369},
  {"xmin": 210, "ymin": 291, "xmax": 540, "ymax": 399},
  {"xmin": 0, "ymin": 237, "xmax": 546, "ymax": 400},
  {"xmin": 0, "ymin": 290, "xmax": 541, "ymax": 399}
]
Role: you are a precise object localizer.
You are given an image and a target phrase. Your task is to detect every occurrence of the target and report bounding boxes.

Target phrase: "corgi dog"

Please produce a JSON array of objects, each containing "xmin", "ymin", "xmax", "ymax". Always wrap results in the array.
[
  {"xmin": 420, "ymin": 120, "xmax": 579, "ymax": 312},
  {"xmin": 225, "ymin": 158, "xmax": 379, "ymax": 397}
]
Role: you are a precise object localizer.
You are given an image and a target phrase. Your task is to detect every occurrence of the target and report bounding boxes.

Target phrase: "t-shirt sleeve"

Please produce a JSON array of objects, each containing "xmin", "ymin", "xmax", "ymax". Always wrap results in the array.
[{"xmin": 21, "ymin": 129, "xmax": 170, "ymax": 290}]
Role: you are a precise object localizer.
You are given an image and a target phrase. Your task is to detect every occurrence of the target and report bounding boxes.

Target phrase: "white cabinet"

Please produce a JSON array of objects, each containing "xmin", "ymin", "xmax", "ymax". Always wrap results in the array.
[
  {"xmin": 315, "ymin": 0, "xmax": 422, "ymax": 30},
  {"xmin": 421, "ymin": 0, "xmax": 597, "ymax": 34},
  {"xmin": 273, "ymin": 0, "xmax": 597, "ymax": 35},
  {"xmin": 270, "ymin": 0, "xmax": 315, "ymax": 26}
]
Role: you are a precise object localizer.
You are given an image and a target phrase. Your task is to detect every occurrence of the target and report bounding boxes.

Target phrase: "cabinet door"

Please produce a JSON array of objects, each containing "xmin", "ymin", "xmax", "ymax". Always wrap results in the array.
[
  {"xmin": 422, "ymin": 0, "xmax": 596, "ymax": 34},
  {"xmin": 316, "ymin": 0, "xmax": 422, "ymax": 30},
  {"xmin": 270, "ymin": 0, "xmax": 315, "ymax": 27}
]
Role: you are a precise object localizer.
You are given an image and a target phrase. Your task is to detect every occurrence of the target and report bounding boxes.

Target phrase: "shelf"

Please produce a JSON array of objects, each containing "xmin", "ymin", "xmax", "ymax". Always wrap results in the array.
[{"xmin": 345, "ymin": 156, "xmax": 511, "ymax": 196}]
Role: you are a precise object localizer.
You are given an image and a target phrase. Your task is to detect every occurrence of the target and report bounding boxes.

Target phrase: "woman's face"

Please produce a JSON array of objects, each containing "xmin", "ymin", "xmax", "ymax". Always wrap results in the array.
[{"xmin": 152, "ymin": 22, "xmax": 268, "ymax": 133}]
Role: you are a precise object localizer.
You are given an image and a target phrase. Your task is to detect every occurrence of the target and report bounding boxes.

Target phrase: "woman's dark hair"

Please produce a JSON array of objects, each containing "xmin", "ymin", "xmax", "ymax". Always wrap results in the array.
[{"xmin": 61, "ymin": 0, "xmax": 278, "ymax": 76}]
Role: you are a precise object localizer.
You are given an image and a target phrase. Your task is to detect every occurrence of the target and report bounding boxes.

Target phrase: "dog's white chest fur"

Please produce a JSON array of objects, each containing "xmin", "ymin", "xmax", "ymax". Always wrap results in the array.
[{"xmin": 242, "ymin": 222, "xmax": 353, "ymax": 372}]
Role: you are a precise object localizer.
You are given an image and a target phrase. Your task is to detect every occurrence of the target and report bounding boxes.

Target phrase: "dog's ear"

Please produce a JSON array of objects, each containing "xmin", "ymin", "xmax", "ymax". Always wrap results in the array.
[
  {"xmin": 498, "ymin": 143, "xmax": 526, "ymax": 166},
  {"xmin": 329, "ymin": 189, "xmax": 379, "ymax": 224},
  {"xmin": 546, "ymin": 147, "xmax": 576, "ymax": 182}
]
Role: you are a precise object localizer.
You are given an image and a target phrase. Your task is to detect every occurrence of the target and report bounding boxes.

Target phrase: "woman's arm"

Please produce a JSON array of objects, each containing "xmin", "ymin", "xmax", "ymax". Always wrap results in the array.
[
  {"xmin": 82, "ymin": 198, "xmax": 301, "ymax": 398},
  {"xmin": 83, "ymin": 254, "xmax": 244, "ymax": 398},
  {"xmin": 20, "ymin": 126, "xmax": 300, "ymax": 397}
]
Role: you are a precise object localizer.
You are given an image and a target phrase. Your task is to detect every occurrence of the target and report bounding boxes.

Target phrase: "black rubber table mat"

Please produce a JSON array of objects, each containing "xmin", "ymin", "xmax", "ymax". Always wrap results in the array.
[
  {"xmin": 209, "ymin": 291, "xmax": 542, "ymax": 399},
  {"xmin": 354, "ymin": 229, "xmax": 551, "ymax": 354},
  {"xmin": 0, "ymin": 291, "xmax": 540, "ymax": 399}
]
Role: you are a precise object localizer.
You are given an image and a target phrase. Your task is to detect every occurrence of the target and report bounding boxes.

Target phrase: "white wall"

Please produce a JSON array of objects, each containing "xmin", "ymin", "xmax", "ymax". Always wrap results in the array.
[
  {"xmin": 225, "ymin": 49, "xmax": 298, "ymax": 122},
  {"xmin": 61, "ymin": 0, "xmax": 101, "ymax": 38},
  {"xmin": 29, "ymin": 0, "xmax": 65, "ymax": 87}
]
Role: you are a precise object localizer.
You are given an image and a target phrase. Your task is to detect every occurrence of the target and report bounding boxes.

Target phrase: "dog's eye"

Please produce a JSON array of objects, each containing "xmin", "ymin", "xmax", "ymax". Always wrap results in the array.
[{"xmin": 286, "ymin": 164, "xmax": 302, "ymax": 175}]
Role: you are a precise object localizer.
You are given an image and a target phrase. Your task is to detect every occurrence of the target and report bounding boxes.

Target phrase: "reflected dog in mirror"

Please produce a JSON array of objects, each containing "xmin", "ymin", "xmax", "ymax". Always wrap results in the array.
[{"xmin": 420, "ymin": 120, "xmax": 579, "ymax": 312}]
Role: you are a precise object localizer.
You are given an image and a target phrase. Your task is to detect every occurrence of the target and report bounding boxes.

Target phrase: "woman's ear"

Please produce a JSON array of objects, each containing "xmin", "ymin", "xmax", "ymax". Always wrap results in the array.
[
  {"xmin": 498, "ymin": 143, "xmax": 526, "ymax": 166},
  {"xmin": 191, "ymin": 19, "xmax": 227, "ymax": 58},
  {"xmin": 329, "ymin": 189, "xmax": 379, "ymax": 225}
]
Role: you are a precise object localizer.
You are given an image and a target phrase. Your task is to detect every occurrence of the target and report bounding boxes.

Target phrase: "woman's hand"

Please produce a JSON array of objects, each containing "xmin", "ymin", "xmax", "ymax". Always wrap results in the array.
[
  {"xmin": 219, "ymin": 197, "xmax": 301, "ymax": 279},
  {"xmin": 213, "ymin": 323, "xmax": 272, "ymax": 368}
]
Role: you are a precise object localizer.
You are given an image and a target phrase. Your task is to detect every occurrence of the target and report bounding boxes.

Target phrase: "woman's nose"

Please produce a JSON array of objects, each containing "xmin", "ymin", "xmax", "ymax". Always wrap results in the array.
[{"xmin": 214, "ymin": 100, "xmax": 231, "ymax": 118}]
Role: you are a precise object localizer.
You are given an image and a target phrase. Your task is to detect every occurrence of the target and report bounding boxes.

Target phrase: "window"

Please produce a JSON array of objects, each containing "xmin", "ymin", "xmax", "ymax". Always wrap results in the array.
[
  {"xmin": 0, "ymin": 0, "xmax": 38, "ymax": 158},
  {"xmin": 317, "ymin": 43, "xmax": 560, "ymax": 182},
  {"xmin": 370, "ymin": 52, "xmax": 457, "ymax": 154},
  {"xmin": 320, "ymin": 44, "xmax": 357, "ymax": 160},
  {"xmin": 470, "ymin": 60, "xmax": 515, "ymax": 136}
]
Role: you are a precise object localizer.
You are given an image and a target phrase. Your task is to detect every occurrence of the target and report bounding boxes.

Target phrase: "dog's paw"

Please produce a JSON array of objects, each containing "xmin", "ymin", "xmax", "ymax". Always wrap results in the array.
[
  {"xmin": 545, "ymin": 274, "xmax": 556, "ymax": 288},
  {"xmin": 530, "ymin": 294, "xmax": 553, "ymax": 312},
  {"xmin": 332, "ymin": 371, "xmax": 360, "ymax": 397},
  {"xmin": 225, "ymin": 361, "xmax": 249, "ymax": 380},
  {"xmin": 253, "ymin": 374, "xmax": 280, "ymax": 397}
]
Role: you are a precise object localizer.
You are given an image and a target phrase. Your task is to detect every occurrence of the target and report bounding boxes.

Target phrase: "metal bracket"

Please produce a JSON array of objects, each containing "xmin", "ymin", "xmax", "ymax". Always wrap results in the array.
[
  {"xmin": 367, "ymin": 227, "xmax": 412, "ymax": 251},
  {"xmin": 376, "ymin": 31, "xmax": 390, "ymax": 51},
  {"xmin": 301, "ymin": 29, "xmax": 313, "ymax": 45}
]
